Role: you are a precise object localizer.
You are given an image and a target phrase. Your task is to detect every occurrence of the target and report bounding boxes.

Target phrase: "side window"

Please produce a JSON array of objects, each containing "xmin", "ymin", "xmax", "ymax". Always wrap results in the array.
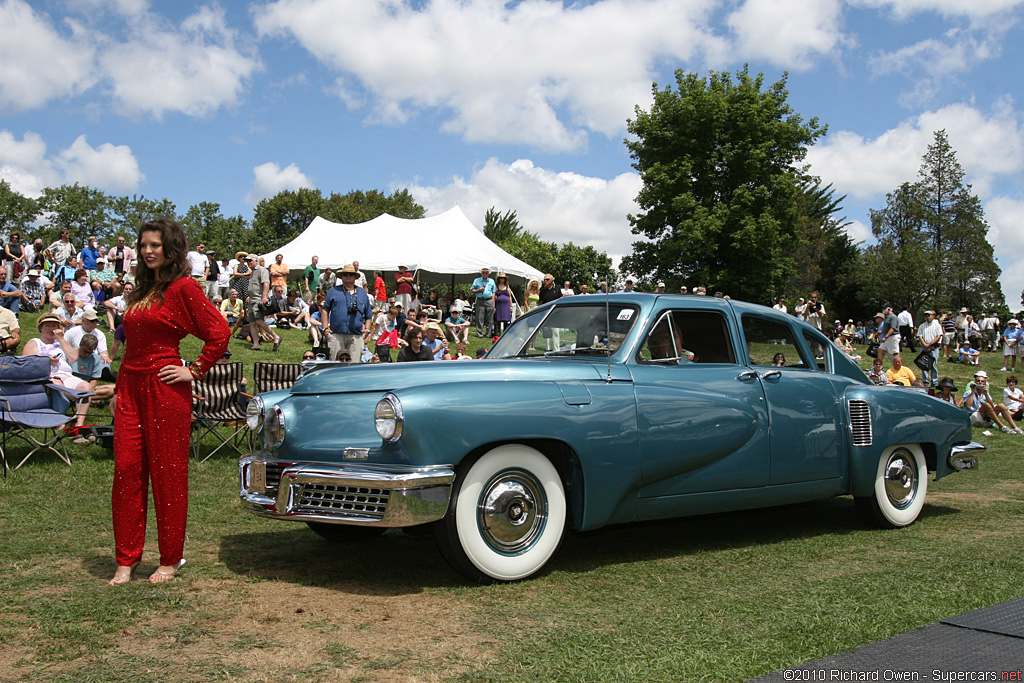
[
  {"xmin": 801, "ymin": 330, "xmax": 831, "ymax": 372},
  {"xmin": 638, "ymin": 311, "xmax": 735, "ymax": 364},
  {"xmin": 741, "ymin": 316, "xmax": 811, "ymax": 369}
]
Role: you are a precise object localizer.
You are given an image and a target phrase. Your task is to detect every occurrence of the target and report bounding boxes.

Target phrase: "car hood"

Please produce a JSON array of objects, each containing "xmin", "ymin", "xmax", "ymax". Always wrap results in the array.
[{"xmin": 291, "ymin": 358, "xmax": 622, "ymax": 395}]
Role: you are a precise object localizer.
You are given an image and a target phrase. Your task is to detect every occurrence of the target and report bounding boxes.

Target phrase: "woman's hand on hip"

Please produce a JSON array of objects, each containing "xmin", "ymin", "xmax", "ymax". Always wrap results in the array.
[{"xmin": 159, "ymin": 364, "xmax": 194, "ymax": 384}]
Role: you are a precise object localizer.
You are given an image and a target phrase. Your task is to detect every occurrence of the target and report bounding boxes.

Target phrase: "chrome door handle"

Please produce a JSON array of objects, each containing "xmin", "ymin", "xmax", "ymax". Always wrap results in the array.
[
  {"xmin": 760, "ymin": 370, "xmax": 782, "ymax": 381},
  {"xmin": 737, "ymin": 369, "xmax": 758, "ymax": 381}
]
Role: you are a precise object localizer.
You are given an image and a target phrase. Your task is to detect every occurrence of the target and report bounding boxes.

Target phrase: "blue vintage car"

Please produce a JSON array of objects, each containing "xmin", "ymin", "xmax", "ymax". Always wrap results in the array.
[{"xmin": 239, "ymin": 294, "xmax": 982, "ymax": 583}]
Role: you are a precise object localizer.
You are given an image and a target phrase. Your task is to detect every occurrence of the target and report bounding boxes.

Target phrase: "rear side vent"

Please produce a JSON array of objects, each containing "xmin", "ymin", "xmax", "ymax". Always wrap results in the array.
[{"xmin": 849, "ymin": 400, "xmax": 873, "ymax": 447}]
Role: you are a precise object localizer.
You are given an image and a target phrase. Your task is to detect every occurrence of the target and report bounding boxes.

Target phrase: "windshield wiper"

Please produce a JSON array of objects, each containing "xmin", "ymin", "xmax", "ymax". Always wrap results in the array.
[{"xmin": 543, "ymin": 346, "xmax": 611, "ymax": 356}]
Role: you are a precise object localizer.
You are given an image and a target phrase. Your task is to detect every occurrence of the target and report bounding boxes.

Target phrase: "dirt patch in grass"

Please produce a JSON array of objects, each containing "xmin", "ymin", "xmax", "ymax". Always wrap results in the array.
[{"xmin": 100, "ymin": 578, "xmax": 497, "ymax": 683}]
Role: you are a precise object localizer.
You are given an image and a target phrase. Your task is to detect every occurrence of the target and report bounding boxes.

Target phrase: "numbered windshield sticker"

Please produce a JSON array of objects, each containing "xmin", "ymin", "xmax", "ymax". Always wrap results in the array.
[{"xmin": 616, "ymin": 309, "xmax": 634, "ymax": 321}]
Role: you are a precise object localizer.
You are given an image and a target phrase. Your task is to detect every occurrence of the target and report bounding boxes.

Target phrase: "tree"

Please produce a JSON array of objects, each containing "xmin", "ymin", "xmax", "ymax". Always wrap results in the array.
[
  {"xmin": 787, "ymin": 179, "xmax": 864, "ymax": 318},
  {"xmin": 38, "ymin": 184, "xmax": 113, "ymax": 246},
  {"xmin": 109, "ymin": 194, "xmax": 177, "ymax": 240},
  {"xmin": 860, "ymin": 130, "xmax": 1004, "ymax": 313},
  {"xmin": 250, "ymin": 188, "xmax": 327, "ymax": 255},
  {"xmin": 180, "ymin": 202, "xmax": 250, "ymax": 257},
  {"xmin": 483, "ymin": 207, "xmax": 523, "ymax": 244},
  {"xmin": 0, "ymin": 180, "xmax": 39, "ymax": 240},
  {"xmin": 860, "ymin": 183, "xmax": 931, "ymax": 313},
  {"xmin": 622, "ymin": 66, "xmax": 826, "ymax": 301},
  {"xmin": 916, "ymin": 130, "xmax": 1002, "ymax": 311},
  {"xmin": 322, "ymin": 189, "xmax": 425, "ymax": 224}
]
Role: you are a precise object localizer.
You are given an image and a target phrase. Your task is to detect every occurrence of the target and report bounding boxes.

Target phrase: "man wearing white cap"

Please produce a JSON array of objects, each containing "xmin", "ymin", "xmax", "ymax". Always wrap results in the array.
[
  {"xmin": 1003, "ymin": 318, "xmax": 1022, "ymax": 372},
  {"xmin": 963, "ymin": 370, "xmax": 1022, "ymax": 434}
]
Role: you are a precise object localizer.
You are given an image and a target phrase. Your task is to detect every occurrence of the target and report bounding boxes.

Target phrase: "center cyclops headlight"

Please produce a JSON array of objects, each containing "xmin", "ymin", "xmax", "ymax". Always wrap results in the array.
[
  {"xmin": 246, "ymin": 395, "xmax": 265, "ymax": 432},
  {"xmin": 263, "ymin": 405, "xmax": 285, "ymax": 448},
  {"xmin": 374, "ymin": 393, "xmax": 404, "ymax": 442}
]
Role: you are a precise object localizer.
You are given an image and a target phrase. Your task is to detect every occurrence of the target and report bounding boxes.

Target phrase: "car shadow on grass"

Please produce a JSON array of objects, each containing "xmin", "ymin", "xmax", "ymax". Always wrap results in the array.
[
  {"xmin": 217, "ymin": 525, "xmax": 462, "ymax": 593},
  {"xmin": 552, "ymin": 496, "xmax": 961, "ymax": 575},
  {"xmin": 216, "ymin": 497, "xmax": 960, "ymax": 588}
]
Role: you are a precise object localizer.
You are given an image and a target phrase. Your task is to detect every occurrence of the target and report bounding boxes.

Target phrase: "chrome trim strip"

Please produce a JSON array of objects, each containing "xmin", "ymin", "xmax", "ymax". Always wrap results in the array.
[
  {"xmin": 949, "ymin": 441, "xmax": 984, "ymax": 471},
  {"xmin": 239, "ymin": 456, "xmax": 455, "ymax": 527}
]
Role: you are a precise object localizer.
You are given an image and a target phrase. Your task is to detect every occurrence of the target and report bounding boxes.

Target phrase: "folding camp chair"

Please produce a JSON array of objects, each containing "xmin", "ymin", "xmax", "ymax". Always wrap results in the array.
[
  {"xmin": 0, "ymin": 355, "xmax": 92, "ymax": 472},
  {"xmin": 252, "ymin": 361, "xmax": 302, "ymax": 395},
  {"xmin": 190, "ymin": 362, "xmax": 249, "ymax": 462}
]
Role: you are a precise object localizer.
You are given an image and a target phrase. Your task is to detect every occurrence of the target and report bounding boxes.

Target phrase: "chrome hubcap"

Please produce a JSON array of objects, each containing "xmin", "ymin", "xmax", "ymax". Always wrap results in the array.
[
  {"xmin": 884, "ymin": 449, "xmax": 917, "ymax": 509},
  {"xmin": 477, "ymin": 471, "xmax": 547, "ymax": 554}
]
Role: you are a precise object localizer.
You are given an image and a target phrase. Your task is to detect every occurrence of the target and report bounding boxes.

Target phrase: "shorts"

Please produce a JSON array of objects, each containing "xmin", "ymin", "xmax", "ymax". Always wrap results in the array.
[
  {"xmin": 249, "ymin": 301, "xmax": 265, "ymax": 321},
  {"xmin": 969, "ymin": 411, "xmax": 989, "ymax": 427},
  {"xmin": 942, "ymin": 332, "xmax": 954, "ymax": 346},
  {"xmin": 881, "ymin": 335, "xmax": 900, "ymax": 355}
]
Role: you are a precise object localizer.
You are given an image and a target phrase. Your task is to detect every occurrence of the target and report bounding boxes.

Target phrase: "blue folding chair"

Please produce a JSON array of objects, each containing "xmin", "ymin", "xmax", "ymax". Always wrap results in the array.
[{"xmin": 0, "ymin": 356, "xmax": 92, "ymax": 472}]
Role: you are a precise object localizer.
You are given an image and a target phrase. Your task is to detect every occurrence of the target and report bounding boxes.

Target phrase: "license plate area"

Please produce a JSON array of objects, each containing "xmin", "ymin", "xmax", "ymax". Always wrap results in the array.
[{"xmin": 250, "ymin": 460, "xmax": 267, "ymax": 494}]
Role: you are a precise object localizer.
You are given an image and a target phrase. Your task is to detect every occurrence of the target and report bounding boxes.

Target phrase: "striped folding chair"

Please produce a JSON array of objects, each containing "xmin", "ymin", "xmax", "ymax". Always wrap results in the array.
[
  {"xmin": 253, "ymin": 361, "xmax": 303, "ymax": 395},
  {"xmin": 190, "ymin": 362, "xmax": 250, "ymax": 462}
]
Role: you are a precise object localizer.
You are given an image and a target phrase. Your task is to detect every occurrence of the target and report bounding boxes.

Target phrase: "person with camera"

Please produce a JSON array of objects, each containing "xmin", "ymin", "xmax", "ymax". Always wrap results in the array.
[
  {"xmin": 963, "ymin": 370, "xmax": 1022, "ymax": 434},
  {"xmin": 804, "ymin": 291, "xmax": 826, "ymax": 334},
  {"xmin": 245, "ymin": 254, "xmax": 281, "ymax": 351},
  {"xmin": 322, "ymin": 263, "xmax": 373, "ymax": 364}
]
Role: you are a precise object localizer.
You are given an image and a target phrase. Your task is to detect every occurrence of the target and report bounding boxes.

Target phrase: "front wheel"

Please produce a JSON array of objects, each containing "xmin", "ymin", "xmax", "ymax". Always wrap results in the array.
[
  {"xmin": 855, "ymin": 445, "xmax": 928, "ymax": 528},
  {"xmin": 435, "ymin": 445, "xmax": 567, "ymax": 583}
]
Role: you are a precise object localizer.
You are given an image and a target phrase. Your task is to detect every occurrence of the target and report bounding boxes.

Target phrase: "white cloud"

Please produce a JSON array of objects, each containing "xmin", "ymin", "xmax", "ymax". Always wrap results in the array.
[
  {"xmin": 805, "ymin": 101, "xmax": 1024, "ymax": 200},
  {"xmin": 98, "ymin": 5, "xmax": 261, "ymax": 118},
  {"xmin": 405, "ymin": 158, "xmax": 641, "ymax": 259},
  {"xmin": 246, "ymin": 162, "xmax": 314, "ymax": 204},
  {"xmin": 255, "ymin": 0, "xmax": 726, "ymax": 151},
  {"xmin": 57, "ymin": 135, "xmax": 143, "ymax": 193},
  {"xmin": 0, "ymin": 0, "xmax": 97, "ymax": 112},
  {"xmin": 844, "ymin": 218, "xmax": 872, "ymax": 245},
  {"xmin": 850, "ymin": 0, "xmax": 1024, "ymax": 20},
  {"xmin": 726, "ymin": 0, "xmax": 849, "ymax": 69},
  {"xmin": 65, "ymin": 0, "xmax": 149, "ymax": 17},
  {"xmin": 986, "ymin": 196, "xmax": 1024, "ymax": 309},
  {"xmin": 0, "ymin": 130, "xmax": 142, "ymax": 196}
]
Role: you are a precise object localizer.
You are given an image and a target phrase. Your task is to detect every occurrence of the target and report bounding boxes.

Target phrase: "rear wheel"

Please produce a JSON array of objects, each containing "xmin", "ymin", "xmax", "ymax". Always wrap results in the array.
[
  {"xmin": 306, "ymin": 521, "xmax": 386, "ymax": 542},
  {"xmin": 435, "ymin": 445, "xmax": 567, "ymax": 583},
  {"xmin": 855, "ymin": 445, "xmax": 928, "ymax": 528}
]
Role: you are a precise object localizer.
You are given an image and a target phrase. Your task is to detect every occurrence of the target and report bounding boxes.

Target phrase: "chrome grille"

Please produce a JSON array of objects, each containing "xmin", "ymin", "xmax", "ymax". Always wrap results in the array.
[
  {"xmin": 849, "ymin": 400, "xmax": 873, "ymax": 447},
  {"xmin": 264, "ymin": 462, "xmax": 293, "ymax": 492},
  {"xmin": 297, "ymin": 484, "xmax": 390, "ymax": 519}
]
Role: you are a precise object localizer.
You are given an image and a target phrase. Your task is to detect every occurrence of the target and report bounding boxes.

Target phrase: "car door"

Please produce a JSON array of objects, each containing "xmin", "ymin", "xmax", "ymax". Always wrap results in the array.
[
  {"xmin": 739, "ymin": 314, "xmax": 843, "ymax": 484},
  {"xmin": 631, "ymin": 309, "xmax": 771, "ymax": 497}
]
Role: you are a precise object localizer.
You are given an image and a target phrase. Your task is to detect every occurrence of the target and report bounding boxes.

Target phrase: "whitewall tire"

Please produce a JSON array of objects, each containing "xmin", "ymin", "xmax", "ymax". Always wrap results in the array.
[
  {"xmin": 435, "ymin": 445, "xmax": 567, "ymax": 583},
  {"xmin": 856, "ymin": 444, "xmax": 928, "ymax": 528}
]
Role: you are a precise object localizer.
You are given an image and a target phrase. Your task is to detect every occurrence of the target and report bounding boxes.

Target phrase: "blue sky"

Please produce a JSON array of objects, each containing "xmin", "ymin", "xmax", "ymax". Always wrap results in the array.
[{"xmin": 1, "ymin": 0, "xmax": 1022, "ymax": 308}]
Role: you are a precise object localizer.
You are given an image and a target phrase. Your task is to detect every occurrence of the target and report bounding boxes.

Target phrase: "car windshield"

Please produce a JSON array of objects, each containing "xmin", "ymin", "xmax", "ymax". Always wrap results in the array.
[{"xmin": 489, "ymin": 303, "xmax": 639, "ymax": 358}]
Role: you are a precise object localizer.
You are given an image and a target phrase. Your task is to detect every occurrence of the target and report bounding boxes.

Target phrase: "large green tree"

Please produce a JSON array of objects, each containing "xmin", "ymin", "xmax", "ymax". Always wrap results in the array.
[
  {"xmin": 861, "ymin": 130, "xmax": 1003, "ymax": 313},
  {"xmin": 0, "ymin": 180, "xmax": 39, "ymax": 240},
  {"xmin": 622, "ymin": 67, "xmax": 826, "ymax": 301},
  {"xmin": 38, "ymin": 183, "xmax": 113, "ymax": 246},
  {"xmin": 180, "ymin": 202, "xmax": 250, "ymax": 257},
  {"xmin": 109, "ymin": 194, "xmax": 177, "ymax": 240},
  {"xmin": 322, "ymin": 189, "xmax": 425, "ymax": 224},
  {"xmin": 250, "ymin": 188, "xmax": 327, "ymax": 255}
]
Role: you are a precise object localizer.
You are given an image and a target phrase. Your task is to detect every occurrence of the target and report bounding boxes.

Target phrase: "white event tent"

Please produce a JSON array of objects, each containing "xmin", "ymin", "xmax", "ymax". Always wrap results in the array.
[{"xmin": 258, "ymin": 206, "xmax": 543, "ymax": 284}]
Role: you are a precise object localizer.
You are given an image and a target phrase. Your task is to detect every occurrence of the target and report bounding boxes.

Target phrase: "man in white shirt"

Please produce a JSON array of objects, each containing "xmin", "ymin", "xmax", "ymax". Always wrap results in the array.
[
  {"xmin": 186, "ymin": 243, "xmax": 209, "ymax": 285},
  {"xmin": 65, "ymin": 309, "xmax": 112, "ymax": 366},
  {"xmin": 897, "ymin": 307, "xmax": 915, "ymax": 352},
  {"xmin": 916, "ymin": 310, "xmax": 942, "ymax": 387},
  {"xmin": 560, "ymin": 281, "xmax": 575, "ymax": 297},
  {"xmin": 772, "ymin": 297, "xmax": 788, "ymax": 314}
]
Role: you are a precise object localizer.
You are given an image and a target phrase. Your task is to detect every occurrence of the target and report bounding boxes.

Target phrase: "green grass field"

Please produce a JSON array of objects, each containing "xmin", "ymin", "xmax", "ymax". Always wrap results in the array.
[{"xmin": 1, "ymin": 315, "xmax": 1022, "ymax": 682}]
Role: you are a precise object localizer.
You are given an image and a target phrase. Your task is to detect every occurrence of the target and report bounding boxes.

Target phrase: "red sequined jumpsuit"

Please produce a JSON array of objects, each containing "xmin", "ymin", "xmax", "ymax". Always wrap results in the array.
[{"xmin": 112, "ymin": 277, "xmax": 230, "ymax": 567}]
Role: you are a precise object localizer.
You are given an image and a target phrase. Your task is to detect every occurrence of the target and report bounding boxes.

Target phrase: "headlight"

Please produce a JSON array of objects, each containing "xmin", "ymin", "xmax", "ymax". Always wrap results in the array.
[
  {"xmin": 263, "ymin": 405, "xmax": 285, "ymax": 448},
  {"xmin": 246, "ymin": 395, "xmax": 264, "ymax": 432},
  {"xmin": 374, "ymin": 393, "xmax": 403, "ymax": 442}
]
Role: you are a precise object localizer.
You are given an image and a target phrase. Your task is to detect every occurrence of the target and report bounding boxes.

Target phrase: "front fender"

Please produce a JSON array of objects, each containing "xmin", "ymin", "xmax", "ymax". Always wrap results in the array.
[
  {"xmin": 383, "ymin": 379, "xmax": 640, "ymax": 530},
  {"xmin": 846, "ymin": 386, "xmax": 974, "ymax": 497}
]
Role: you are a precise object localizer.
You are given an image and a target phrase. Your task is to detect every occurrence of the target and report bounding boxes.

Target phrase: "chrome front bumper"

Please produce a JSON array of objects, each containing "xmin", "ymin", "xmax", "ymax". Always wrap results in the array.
[
  {"xmin": 239, "ymin": 455, "xmax": 455, "ymax": 527},
  {"xmin": 949, "ymin": 441, "xmax": 984, "ymax": 471}
]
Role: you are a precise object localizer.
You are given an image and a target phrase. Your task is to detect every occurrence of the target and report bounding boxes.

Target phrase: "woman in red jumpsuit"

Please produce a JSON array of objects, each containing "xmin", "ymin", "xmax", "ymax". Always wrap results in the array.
[{"xmin": 109, "ymin": 219, "xmax": 230, "ymax": 585}]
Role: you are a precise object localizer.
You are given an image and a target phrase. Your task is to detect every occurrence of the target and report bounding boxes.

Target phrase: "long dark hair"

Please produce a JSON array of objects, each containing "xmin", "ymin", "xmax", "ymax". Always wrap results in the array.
[{"xmin": 126, "ymin": 218, "xmax": 191, "ymax": 307}]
